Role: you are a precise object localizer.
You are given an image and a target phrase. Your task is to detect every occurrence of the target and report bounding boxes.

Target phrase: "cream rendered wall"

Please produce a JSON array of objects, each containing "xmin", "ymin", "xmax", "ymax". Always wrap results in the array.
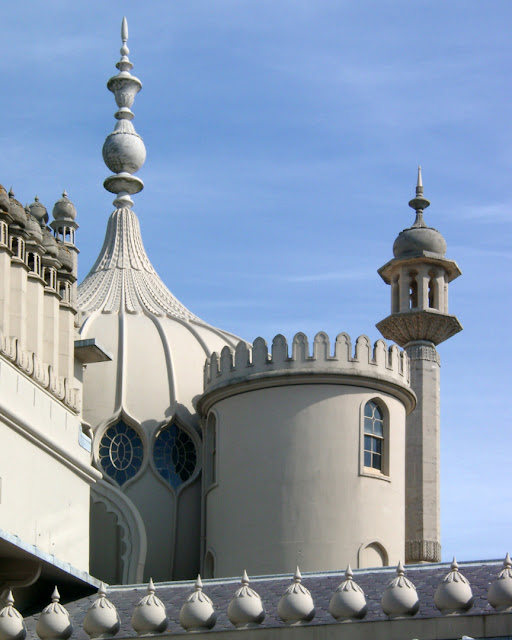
[
  {"xmin": 205, "ymin": 384, "xmax": 406, "ymax": 577},
  {"xmin": 0, "ymin": 354, "xmax": 99, "ymax": 572}
]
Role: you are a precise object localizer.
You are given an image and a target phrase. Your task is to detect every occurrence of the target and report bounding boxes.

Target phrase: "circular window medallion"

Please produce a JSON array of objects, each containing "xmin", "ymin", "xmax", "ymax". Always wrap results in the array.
[
  {"xmin": 154, "ymin": 424, "xmax": 197, "ymax": 489},
  {"xmin": 99, "ymin": 420, "xmax": 144, "ymax": 486}
]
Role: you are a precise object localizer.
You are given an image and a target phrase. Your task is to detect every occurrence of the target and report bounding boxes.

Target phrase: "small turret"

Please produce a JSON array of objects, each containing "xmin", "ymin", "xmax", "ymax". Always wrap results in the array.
[{"xmin": 376, "ymin": 168, "xmax": 462, "ymax": 564}]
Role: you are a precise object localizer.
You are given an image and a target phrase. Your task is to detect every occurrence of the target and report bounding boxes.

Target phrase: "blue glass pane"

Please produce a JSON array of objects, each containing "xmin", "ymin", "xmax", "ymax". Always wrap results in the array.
[
  {"xmin": 364, "ymin": 435, "xmax": 372, "ymax": 451},
  {"xmin": 373, "ymin": 454, "xmax": 382, "ymax": 471},
  {"xmin": 364, "ymin": 451, "xmax": 372, "ymax": 467},
  {"xmin": 373, "ymin": 404, "xmax": 383, "ymax": 420},
  {"xmin": 364, "ymin": 401, "xmax": 375, "ymax": 418},
  {"xmin": 99, "ymin": 420, "xmax": 144, "ymax": 486},
  {"xmin": 364, "ymin": 417, "xmax": 374, "ymax": 433},
  {"xmin": 373, "ymin": 438, "xmax": 382, "ymax": 454},
  {"xmin": 154, "ymin": 424, "xmax": 197, "ymax": 490},
  {"xmin": 374, "ymin": 420, "xmax": 383, "ymax": 436}
]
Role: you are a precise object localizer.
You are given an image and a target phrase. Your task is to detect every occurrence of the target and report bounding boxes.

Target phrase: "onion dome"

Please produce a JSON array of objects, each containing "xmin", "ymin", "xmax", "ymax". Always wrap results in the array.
[
  {"xmin": 42, "ymin": 227, "xmax": 59, "ymax": 259},
  {"xmin": 8, "ymin": 190, "xmax": 27, "ymax": 229},
  {"xmin": 179, "ymin": 576, "xmax": 216, "ymax": 632},
  {"xmin": 29, "ymin": 196, "xmax": 49, "ymax": 225},
  {"xmin": 0, "ymin": 184, "xmax": 9, "ymax": 214},
  {"xmin": 488, "ymin": 553, "xmax": 512, "ymax": 612},
  {"xmin": 227, "ymin": 570, "xmax": 265, "ymax": 629},
  {"xmin": 329, "ymin": 564, "xmax": 367, "ymax": 621},
  {"xmin": 78, "ymin": 18, "xmax": 240, "ymax": 459},
  {"xmin": 0, "ymin": 591, "xmax": 26, "ymax": 640},
  {"xmin": 393, "ymin": 167, "xmax": 447, "ymax": 258},
  {"xmin": 277, "ymin": 567, "xmax": 315, "ymax": 625},
  {"xmin": 83, "ymin": 582, "xmax": 120, "ymax": 639},
  {"xmin": 25, "ymin": 206, "xmax": 43, "ymax": 243},
  {"xmin": 35, "ymin": 587, "xmax": 73, "ymax": 640},
  {"xmin": 52, "ymin": 191, "xmax": 77, "ymax": 222},
  {"xmin": 57, "ymin": 244, "xmax": 73, "ymax": 272},
  {"xmin": 381, "ymin": 561, "xmax": 419, "ymax": 619},
  {"xmin": 434, "ymin": 558, "xmax": 473, "ymax": 614},
  {"xmin": 131, "ymin": 579, "xmax": 168, "ymax": 636}
]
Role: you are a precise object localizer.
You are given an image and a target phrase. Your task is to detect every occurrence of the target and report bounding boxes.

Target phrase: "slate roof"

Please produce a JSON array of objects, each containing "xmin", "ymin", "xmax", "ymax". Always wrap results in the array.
[{"xmin": 23, "ymin": 559, "xmax": 508, "ymax": 639}]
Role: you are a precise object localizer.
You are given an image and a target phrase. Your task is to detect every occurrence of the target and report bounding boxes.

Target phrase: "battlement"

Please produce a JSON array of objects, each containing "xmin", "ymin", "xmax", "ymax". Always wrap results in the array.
[{"xmin": 203, "ymin": 332, "xmax": 410, "ymax": 398}]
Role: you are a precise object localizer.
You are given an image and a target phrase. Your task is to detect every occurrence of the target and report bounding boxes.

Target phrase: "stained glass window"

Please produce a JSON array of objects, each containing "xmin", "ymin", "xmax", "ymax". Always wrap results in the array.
[
  {"xmin": 364, "ymin": 401, "xmax": 384, "ymax": 471},
  {"xmin": 99, "ymin": 420, "xmax": 144, "ymax": 486},
  {"xmin": 154, "ymin": 424, "xmax": 197, "ymax": 490}
]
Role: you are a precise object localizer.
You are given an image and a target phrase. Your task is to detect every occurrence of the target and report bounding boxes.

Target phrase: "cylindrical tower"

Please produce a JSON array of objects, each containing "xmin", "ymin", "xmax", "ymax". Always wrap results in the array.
[
  {"xmin": 376, "ymin": 168, "xmax": 462, "ymax": 563},
  {"xmin": 198, "ymin": 331, "xmax": 415, "ymax": 578}
]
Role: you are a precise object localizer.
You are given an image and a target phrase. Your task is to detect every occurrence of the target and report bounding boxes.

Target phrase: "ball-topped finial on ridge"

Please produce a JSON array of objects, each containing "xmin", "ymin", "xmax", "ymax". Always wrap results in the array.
[{"xmin": 102, "ymin": 17, "xmax": 146, "ymax": 208}]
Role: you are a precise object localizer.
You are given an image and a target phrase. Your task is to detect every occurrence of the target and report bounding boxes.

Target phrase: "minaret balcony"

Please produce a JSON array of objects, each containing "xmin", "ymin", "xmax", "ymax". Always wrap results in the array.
[{"xmin": 376, "ymin": 309, "xmax": 463, "ymax": 347}]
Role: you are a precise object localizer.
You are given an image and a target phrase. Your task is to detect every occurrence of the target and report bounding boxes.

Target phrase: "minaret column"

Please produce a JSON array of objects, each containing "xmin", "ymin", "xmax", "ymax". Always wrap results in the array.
[
  {"xmin": 376, "ymin": 167, "xmax": 462, "ymax": 564},
  {"xmin": 404, "ymin": 340, "xmax": 441, "ymax": 563}
]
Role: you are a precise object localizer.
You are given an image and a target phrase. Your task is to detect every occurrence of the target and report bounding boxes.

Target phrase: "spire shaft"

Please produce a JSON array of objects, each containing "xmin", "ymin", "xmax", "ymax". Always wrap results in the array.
[{"xmin": 102, "ymin": 17, "xmax": 146, "ymax": 208}]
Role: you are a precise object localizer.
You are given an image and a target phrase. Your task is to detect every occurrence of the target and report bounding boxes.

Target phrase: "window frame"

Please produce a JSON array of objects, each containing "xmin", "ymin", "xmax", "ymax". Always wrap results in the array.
[
  {"xmin": 359, "ymin": 397, "xmax": 391, "ymax": 481},
  {"xmin": 204, "ymin": 411, "xmax": 219, "ymax": 493}
]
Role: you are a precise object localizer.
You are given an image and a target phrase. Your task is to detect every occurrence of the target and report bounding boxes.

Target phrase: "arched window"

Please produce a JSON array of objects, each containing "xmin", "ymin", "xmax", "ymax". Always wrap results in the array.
[
  {"xmin": 363, "ymin": 401, "xmax": 384, "ymax": 472},
  {"xmin": 153, "ymin": 423, "xmax": 197, "ymax": 490},
  {"xmin": 204, "ymin": 550, "xmax": 215, "ymax": 579},
  {"xmin": 99, "ymin": 420, "xmax": 144, "ymax": 486},
  {"xmin": 409, "ymin": 273, "xmax": 418, "ymax": 309}
]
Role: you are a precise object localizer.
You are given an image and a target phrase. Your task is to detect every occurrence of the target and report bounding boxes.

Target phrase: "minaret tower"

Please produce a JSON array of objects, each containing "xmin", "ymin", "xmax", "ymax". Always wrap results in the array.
[{"xmin": 376, "ymin": 168, "xmax": 462, "ymax": 564}]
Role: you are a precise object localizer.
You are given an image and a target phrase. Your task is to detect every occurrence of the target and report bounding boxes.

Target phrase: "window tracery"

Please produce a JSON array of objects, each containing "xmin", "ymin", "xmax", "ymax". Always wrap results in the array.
[
  {"xmin": 363, "ymin": 401, "xmax": 384, "ymax": 471},
  {"xmin": 154, "ymin": 423, "xmax": 197, "ymax": 490},
  {"xmin": 98, "ymin": 420, "xmax": 144, "ymax": 486}
]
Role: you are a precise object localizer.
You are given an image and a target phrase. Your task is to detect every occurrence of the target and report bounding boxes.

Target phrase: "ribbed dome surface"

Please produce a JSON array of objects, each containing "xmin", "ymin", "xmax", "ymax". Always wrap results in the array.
[{"xmin": 78, "ymin": 206, "xmax": 240, "ymax": 427}]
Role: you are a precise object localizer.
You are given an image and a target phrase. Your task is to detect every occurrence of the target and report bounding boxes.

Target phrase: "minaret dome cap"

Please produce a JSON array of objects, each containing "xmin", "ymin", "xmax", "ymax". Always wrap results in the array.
[
  {"xmin": 393, "ymin": 167, "xmax": 447, "ymax": 258},
  {"xmin": 53, "ymin": 191, "xmax": 77, "ymax": 222}
]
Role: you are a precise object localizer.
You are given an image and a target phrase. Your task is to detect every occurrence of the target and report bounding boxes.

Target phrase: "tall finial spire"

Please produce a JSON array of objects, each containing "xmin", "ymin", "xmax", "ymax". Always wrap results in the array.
[
  {"xmin": 102, "ymin": 17, "xmax": 146, "ymax": 209},
  {"xmin": 408, "ymin": 165, "xmax": 430, "ymax": 228}
]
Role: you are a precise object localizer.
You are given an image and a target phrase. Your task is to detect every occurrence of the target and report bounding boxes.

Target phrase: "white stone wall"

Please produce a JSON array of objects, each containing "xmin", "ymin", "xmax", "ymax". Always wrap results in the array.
[
  {"xmin": 204, "ymin": 383, "xmax": 407, "ymax": 577},
  {"xmin": 0, "ymin": 354, "xmax": 99, "ymax": 572}
]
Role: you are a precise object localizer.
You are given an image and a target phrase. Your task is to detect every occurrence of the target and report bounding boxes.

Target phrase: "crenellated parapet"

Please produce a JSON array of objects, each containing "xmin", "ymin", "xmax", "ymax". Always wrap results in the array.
[{"xmin": 202, "ymin": 332, "xmax": 412, "ymax": 409}]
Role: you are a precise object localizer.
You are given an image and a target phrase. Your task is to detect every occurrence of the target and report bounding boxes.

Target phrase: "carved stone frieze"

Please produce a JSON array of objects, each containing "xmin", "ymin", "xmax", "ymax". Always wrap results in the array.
[
  {"xmin": 405, "ymin": 539, "xmax": 442, "ymax": 563},
  {"xmin": 405, "ymin": 343, "xmax": 440, "ymax": 365}
]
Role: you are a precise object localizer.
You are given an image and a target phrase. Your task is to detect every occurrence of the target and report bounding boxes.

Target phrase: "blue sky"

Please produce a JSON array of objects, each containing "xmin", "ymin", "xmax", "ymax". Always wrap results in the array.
[{"xmin": 1, "ymin": 1, "xmax": 510, "ymax": 564}]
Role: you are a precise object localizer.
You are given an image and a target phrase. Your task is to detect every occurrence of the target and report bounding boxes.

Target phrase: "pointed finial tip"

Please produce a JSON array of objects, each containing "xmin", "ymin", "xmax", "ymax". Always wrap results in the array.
[
  {"xmin": 51, "ymin": 586, "xmax": 60, "ymax": 602},
  {"xmin": 346, "ymin": 563, "xmax": 353, "ymax": 578},
  {"xmin": 294, "ymin": 566, "xmax": 302, "ymax": 582},
  {"xmin": 451, "ymin": 556, "xmax": 459, "ymax": 570},
  {"xmin": 397, "ymin": 560, "xmax": 405, "ymax": 574},
  {"xmin": 417, "ymin": 165, "xmax": 422, "ymax": 187},
  {"xmin": 62, "ymin": 190, "xmax": 68, "ymax": 198},
  {"xmin": 505, "ymin": 552, "xmax": 511, "ymax": 566},
  {"xmin": 195, "ymin": 575, "xmax": 203, "ymax": 590},
  {"xmin": 148, "ymin": 578, "xmax": 155, "ymax": 592},
  {"xmin": 241, "ymin": 569, "xmax": 249, "ymax": 585},
  {"xmin": 121, "ymin": 17, "xmax": 128, "ymax": 42},
  {"xmin": 6, "ymin": 590, "xmax": 14, "ymax": 606},
  {"xmin": 98, "ymin": 581, "xmax": 107, "ymax": 596}
]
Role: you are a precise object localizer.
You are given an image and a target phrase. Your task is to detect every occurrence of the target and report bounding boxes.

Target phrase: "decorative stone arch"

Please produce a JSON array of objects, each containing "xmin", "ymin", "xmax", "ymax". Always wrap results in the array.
[
  {"xmin": 149, "ymin": 418, "xmax": 202, "ymax": 496},
  {"xmin": 90, "ymin": 479, "xmax": 147, "ymax": 584},
  {"xmin": 203, "ymin": 548, "xmax": 216, "ymax": 579},
  {"xmin": 358, "ymin": 540, "xmax": 389, "ymax": 568}
]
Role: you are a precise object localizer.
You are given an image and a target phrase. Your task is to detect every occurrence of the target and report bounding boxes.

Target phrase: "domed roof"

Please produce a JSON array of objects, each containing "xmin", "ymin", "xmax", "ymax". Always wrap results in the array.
[
  {"xmin": 42, "ymin": 227, "xmax": 59, "ymax": 258},
  {"xmin": 8, "ymin": 189, "xmax": 27, "ymax": 228},
  {"xmin": 78, "ymin": 19, "xmax": 240, "ymax": 433},
  {"xmin": 29, "ymin": 195, "xmax": 48, "ymax": 225},
  {"xmin": 78, "ymin": 205, "xmax": 240, "ymax": 428},
  {"xmin": 52, "ymin": 191, "xmax": 77, "ymax": 222},
  {"xmin": 0, "ymin": 184, "xmax": 9, "ymax": 214},
  {"xmin": 393, "ymin": 166, "xmax": 447, "ymax": 259},
  {"xmin": 393, "ymin": 225, "xmax": 446, "ymax": 258},
  {"xmin": 25, "ymin": 209, "xmax": 43, "ymax": 243}
]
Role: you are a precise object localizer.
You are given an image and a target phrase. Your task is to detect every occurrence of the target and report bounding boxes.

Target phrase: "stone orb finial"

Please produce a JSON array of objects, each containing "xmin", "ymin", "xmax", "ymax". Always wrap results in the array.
[
  {"xmin": 488, "ymin": 553, "xmax": 512, "ymax": 612},
  {"xmin": 277, "ymin": 567, "xmax": 315, "ymax": 625},
  {"xmin": 179, "ymin": 575, "xmax": 216, "ymax": 632},
  {"xmin": 381, "ymin": 561, "xmax": 419, "ymax": 619},
  {"xmin": 0, "ymin": 591, "xmax": 26, "ymax": 640},
  {"xmin": 29, "ymin": 196, "xmax": 48, "ymax": 225},
  {"xmin": 434, "ymin": 558, "xmax": 474, "ymax": 614},
  {"xmin": 227, "ymin": 570, "xmax": 265, "ymax": 629},
  {"xmin": 102, "ymin": 122, "xmax": 146, "ymax": 176},
  {"xmin": 329, "ymin": 564, "xmax": 367, "ymax": 621},
  {"xmin": 52, "ymin": 191, "xmax": 77, "ymax": 222},
  {"xmin": 35, "ymin": 587, "xmax": 73, "ymax": 640},
  {"xmin": 131, "ymin": 579, "xmax": 168, "ymax": 636},
  {"xmin": 83, "ymin": 582, "xmax": 120, "ymax": 639}
]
